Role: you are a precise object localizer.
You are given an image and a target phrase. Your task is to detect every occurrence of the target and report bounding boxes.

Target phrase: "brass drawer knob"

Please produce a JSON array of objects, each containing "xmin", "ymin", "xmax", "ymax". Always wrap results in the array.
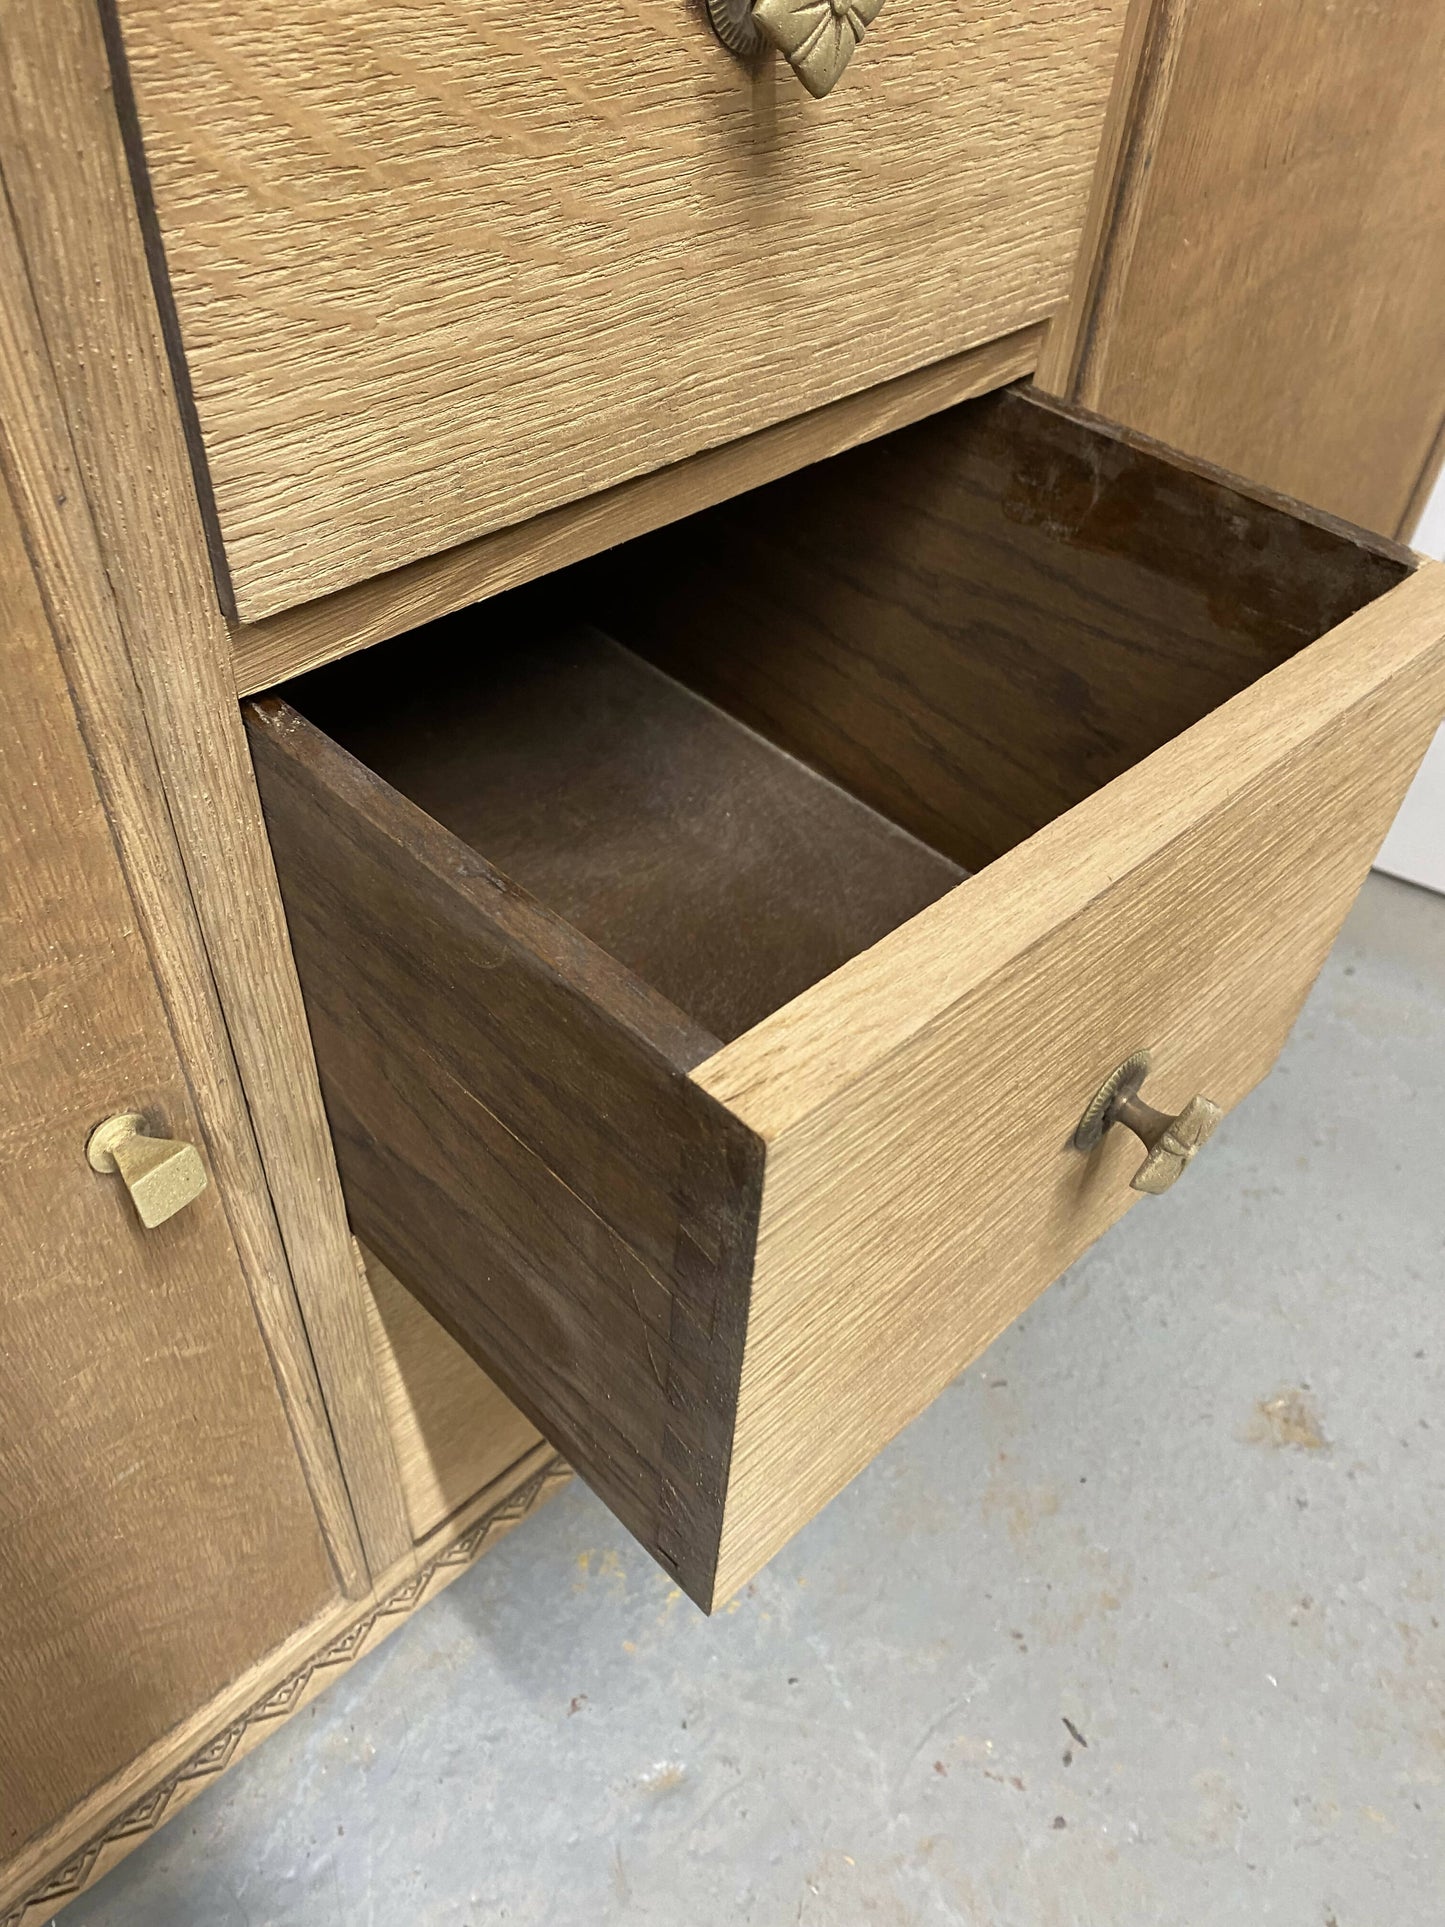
[
  {"xmin": 86, "ymin": 1112, "xmax": 208, "ymax": 1228},
  {"xmin": 706, "ymin": 0, "xmax": 887, "ymax": 99},
  {"xmin": 1074, "ymin": 1051, "xmax": 1223, "ymax": 1196}
]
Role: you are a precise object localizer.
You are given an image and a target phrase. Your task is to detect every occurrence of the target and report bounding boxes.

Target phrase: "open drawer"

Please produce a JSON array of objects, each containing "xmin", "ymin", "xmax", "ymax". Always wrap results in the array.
[{"xmin": 246, "ymin": 387, "xmax": 1445, "ymax": 1611}]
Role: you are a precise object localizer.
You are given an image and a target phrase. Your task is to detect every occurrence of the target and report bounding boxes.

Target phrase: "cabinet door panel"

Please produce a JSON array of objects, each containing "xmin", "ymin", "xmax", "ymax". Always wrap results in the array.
[
  {"xmin": 1047, "ymin": 0, "xmax": 1445, "ymax": 539},
  {"xmin": 0, "ymin": 481, "xmax": 337, "ymax": 1858}
]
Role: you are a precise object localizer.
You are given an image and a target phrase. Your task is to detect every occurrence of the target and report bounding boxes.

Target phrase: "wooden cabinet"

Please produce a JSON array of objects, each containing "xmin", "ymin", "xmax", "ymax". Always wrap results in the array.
[
  {"xmin": 0, "ymin": 6, "xmax": 562, "ymax": 1921},
  {"xmin": 2, "ymin": 0, "xmax": 1442, "ymax": 1914}
]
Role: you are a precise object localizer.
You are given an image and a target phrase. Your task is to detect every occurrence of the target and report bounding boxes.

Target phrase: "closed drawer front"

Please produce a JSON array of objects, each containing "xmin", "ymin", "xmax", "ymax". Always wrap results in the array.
[
  {"xmin": 247, "ymin": 386, "xmax": 1445, "ymax": 1610},
  {"xmin": 111, "ymin": 0, "xmax": 1131, "ymax": 622}
]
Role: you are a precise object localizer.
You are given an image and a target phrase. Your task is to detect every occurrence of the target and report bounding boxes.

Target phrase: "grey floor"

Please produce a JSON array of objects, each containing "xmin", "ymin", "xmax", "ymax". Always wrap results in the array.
[{"xmin": 65, "ymin": 875, "xmax": 1445, "ymax": 1927}]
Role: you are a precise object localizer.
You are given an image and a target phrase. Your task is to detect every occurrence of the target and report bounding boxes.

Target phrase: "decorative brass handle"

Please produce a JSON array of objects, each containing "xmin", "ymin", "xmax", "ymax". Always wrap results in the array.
[
  {"xmin": 706, "ymin": 0, "xmax": 887, "ymax": 98},
  {"xmin": 86, "ymin": 1112, "xmax": 208, "ymax": 1228},
  {"xmin": 1074, "ymin": 1051, "xmax": 1223, "ymax": 1196}
]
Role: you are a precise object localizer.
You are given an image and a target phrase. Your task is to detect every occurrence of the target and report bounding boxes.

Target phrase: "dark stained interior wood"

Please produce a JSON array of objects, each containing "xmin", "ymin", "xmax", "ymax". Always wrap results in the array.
[
  {"xmin": 583, "ymin": 385, "xmax": 1411, "ymax": 873},
  {"xmin": 245, "ymin": 695, "xmax": 764, "ymax": 1608},
  {"xmin": 287, "ymin": 622, "xmax": 965, "ymax": 1045}
]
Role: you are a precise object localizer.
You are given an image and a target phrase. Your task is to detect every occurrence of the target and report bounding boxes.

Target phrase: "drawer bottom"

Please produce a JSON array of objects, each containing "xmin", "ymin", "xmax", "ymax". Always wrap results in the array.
[{"xmin": 299, "ymin": 622, "xmax": 964, "ymax": 1048}]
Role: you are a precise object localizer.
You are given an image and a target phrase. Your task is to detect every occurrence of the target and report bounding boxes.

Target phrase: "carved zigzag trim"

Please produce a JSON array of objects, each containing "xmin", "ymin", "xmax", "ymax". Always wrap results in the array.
[{"xmin": 4, "ymin": 1456, "xmax": 569, "ymax": 1927}]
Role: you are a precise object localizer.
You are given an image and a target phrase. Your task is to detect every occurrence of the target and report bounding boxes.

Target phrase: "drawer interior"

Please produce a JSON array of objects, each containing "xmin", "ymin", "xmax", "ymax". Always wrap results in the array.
[
  {"xmin": 285, "ymin": 619, "xmax": 964, "ymax": 1048},
  {"xmin": 252, "ymin": 381, "xmax": 1422, "ymax": 1609},
  {"xmin": 278, "ymin": 383, "xmax": 1407, "ymax": 1055}
]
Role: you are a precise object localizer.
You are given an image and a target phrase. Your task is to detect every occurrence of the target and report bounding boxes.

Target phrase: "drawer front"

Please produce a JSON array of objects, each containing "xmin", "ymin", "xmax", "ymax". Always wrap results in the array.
[
  {"xmin": 695, "ymin": 591, "xmax": 1445, "ymax": 1600},
  {"xmin": 248, "ymin": 392, "xmax": 1445, "ymax": 1610},
  {"xmin": 112, "ymin": 0, "xmax": 1130, "ymax": 621}
]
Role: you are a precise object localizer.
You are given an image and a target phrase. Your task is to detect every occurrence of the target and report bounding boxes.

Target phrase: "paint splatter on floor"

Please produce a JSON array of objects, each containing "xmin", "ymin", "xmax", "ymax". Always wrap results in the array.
[{"xmin": 1249, "ymin": 1387, "xmax": 1329, "ymax": 1450}]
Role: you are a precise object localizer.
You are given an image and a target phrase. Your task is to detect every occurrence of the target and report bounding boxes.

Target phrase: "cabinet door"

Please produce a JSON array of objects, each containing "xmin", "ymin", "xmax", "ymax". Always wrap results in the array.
[
  {"xmin": 1042, "ymin": 0, "xmax": 1445, "ymax": 540},
  {"xmin": 0, "ymin": 479, "xmax": 339, "ymax": 1864}
]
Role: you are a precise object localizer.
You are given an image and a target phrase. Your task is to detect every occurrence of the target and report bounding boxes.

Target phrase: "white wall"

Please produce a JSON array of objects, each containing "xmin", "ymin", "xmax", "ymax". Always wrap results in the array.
[{"xmin": 1373, "ymin": 467, "xmax": 1445, "ymax": 894}]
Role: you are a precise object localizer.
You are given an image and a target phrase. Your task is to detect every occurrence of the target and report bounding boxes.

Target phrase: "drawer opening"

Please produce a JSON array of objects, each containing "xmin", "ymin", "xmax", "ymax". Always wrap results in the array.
[
  {"xmin": 247, "ymin": 382, "xmax": 1423, "ymax": 1610},
  {"xmin": 273, "ymin": 384, "xmax": 1407, "ymax": 1051},
  {"xmin": 272, "ymin": 615, "xmax": 966, "ymax": 1048}
]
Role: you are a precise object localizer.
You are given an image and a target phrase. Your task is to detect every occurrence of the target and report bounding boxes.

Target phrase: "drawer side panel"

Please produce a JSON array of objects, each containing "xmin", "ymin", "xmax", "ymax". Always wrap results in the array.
[{"xmin": 247, "ymin": 699, "xmax": 763, "ymax": 1606}]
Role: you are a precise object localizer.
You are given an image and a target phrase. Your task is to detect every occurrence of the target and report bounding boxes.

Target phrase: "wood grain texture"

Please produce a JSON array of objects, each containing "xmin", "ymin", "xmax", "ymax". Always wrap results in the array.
[
  {"xmin": 228, "ymin": 327, "xmax": 1044, "ymax": 695},
  {"xmin": 1033, "ymin": 0, "xmax": 1184, "ymax": 397},
  {"xmin": 357, "ymin": 1242, "xmax": 543, "ymax": 1544},
  {"xmin": 696, "ymin": 565, "xmax": 1445, "ymax": 1600},
  {"xmin": 0, "ymin": 0, "xmax": 410, "ymax": 1576},
  {"xmin": 1, "ymin": 1451, "xmax": 567, "ymax": 1927},
  {"xmin": 0, "ymin": 143, "xmax": 369, "ymax": 1598},
  {"xmin": 1044, "ymin": 0, "xmax": 1445, "ymax": 539},
  {"xmin": 0, "ymin": 460, "xmax": 337, "ymax": 1861},
  {"xmin": 597, "ymin": 384, "xmax": 1410, "ymax": 873},
  {"xmin": 107, "ymin": 0, "xmax": 1131, "ymax": 619},
  {"xmin": 246, "ymin": 697, "xmax": 765, "ymax": 1607},
  {"xmin": 1401, "ymin": 413, "xmax": 1445, "ymax": 551}
]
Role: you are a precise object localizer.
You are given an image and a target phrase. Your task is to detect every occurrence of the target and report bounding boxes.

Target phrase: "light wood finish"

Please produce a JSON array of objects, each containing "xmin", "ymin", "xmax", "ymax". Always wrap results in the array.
[
  {"xmin": 0, "ymin": 0, "xmax": 410, "ymax": 1575},
  {"xmin": 229, "ymin": 326, "xmax": 1044, "ymax": 697},
  {"xmin": 0, "ymin": 104, "xmax": 371, "ymax": 1595},
  {"xmin": 1033, "ymin": 0, "xmax": 1183, "ymax": 399},
  {"xmin": 107, "ymin": 0, "xmax": 1130, "ymax": 620},
  {"xmin": 250, "ymin": 389, "xmax": 1444, "ymax": 1608},
  {"xmin": 0, "ymin": 462, "xmax": 338, "ymax": 1862},
  {"xmin": 0, "ymin": 1452, "xmax": 567, "ymax": 1927},
  {"xmin": 697, "ymin": 565, "xmax": 1445, "ymax": 1599},
  {"xmin": 1040, "ymin": 0, "xmax": 1445, "ymax": 539},
  {"xmin": 358, "ymin": 1243, "xmax": 544, "ymax": 1544}
]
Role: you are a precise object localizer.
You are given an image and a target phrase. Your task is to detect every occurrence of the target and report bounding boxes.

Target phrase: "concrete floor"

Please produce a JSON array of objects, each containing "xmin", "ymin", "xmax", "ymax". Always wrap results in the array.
[{"xmin": 65, "ymin": 874, "xmax": 1445, "ymax": 1927}]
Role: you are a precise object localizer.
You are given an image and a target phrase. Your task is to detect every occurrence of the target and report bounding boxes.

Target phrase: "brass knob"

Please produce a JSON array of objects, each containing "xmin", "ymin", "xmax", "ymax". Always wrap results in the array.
[
  {"xmin": 706, "ymin": 0, "xmax": 887, "ymax": 98},
  {"xmin": 86, "ymin": 1113, "xmax": 208, "ymax": 1228},
  {"xmin": 1074, "ymin": 1051, "xmax": 1223, "ymax": 1196}
]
